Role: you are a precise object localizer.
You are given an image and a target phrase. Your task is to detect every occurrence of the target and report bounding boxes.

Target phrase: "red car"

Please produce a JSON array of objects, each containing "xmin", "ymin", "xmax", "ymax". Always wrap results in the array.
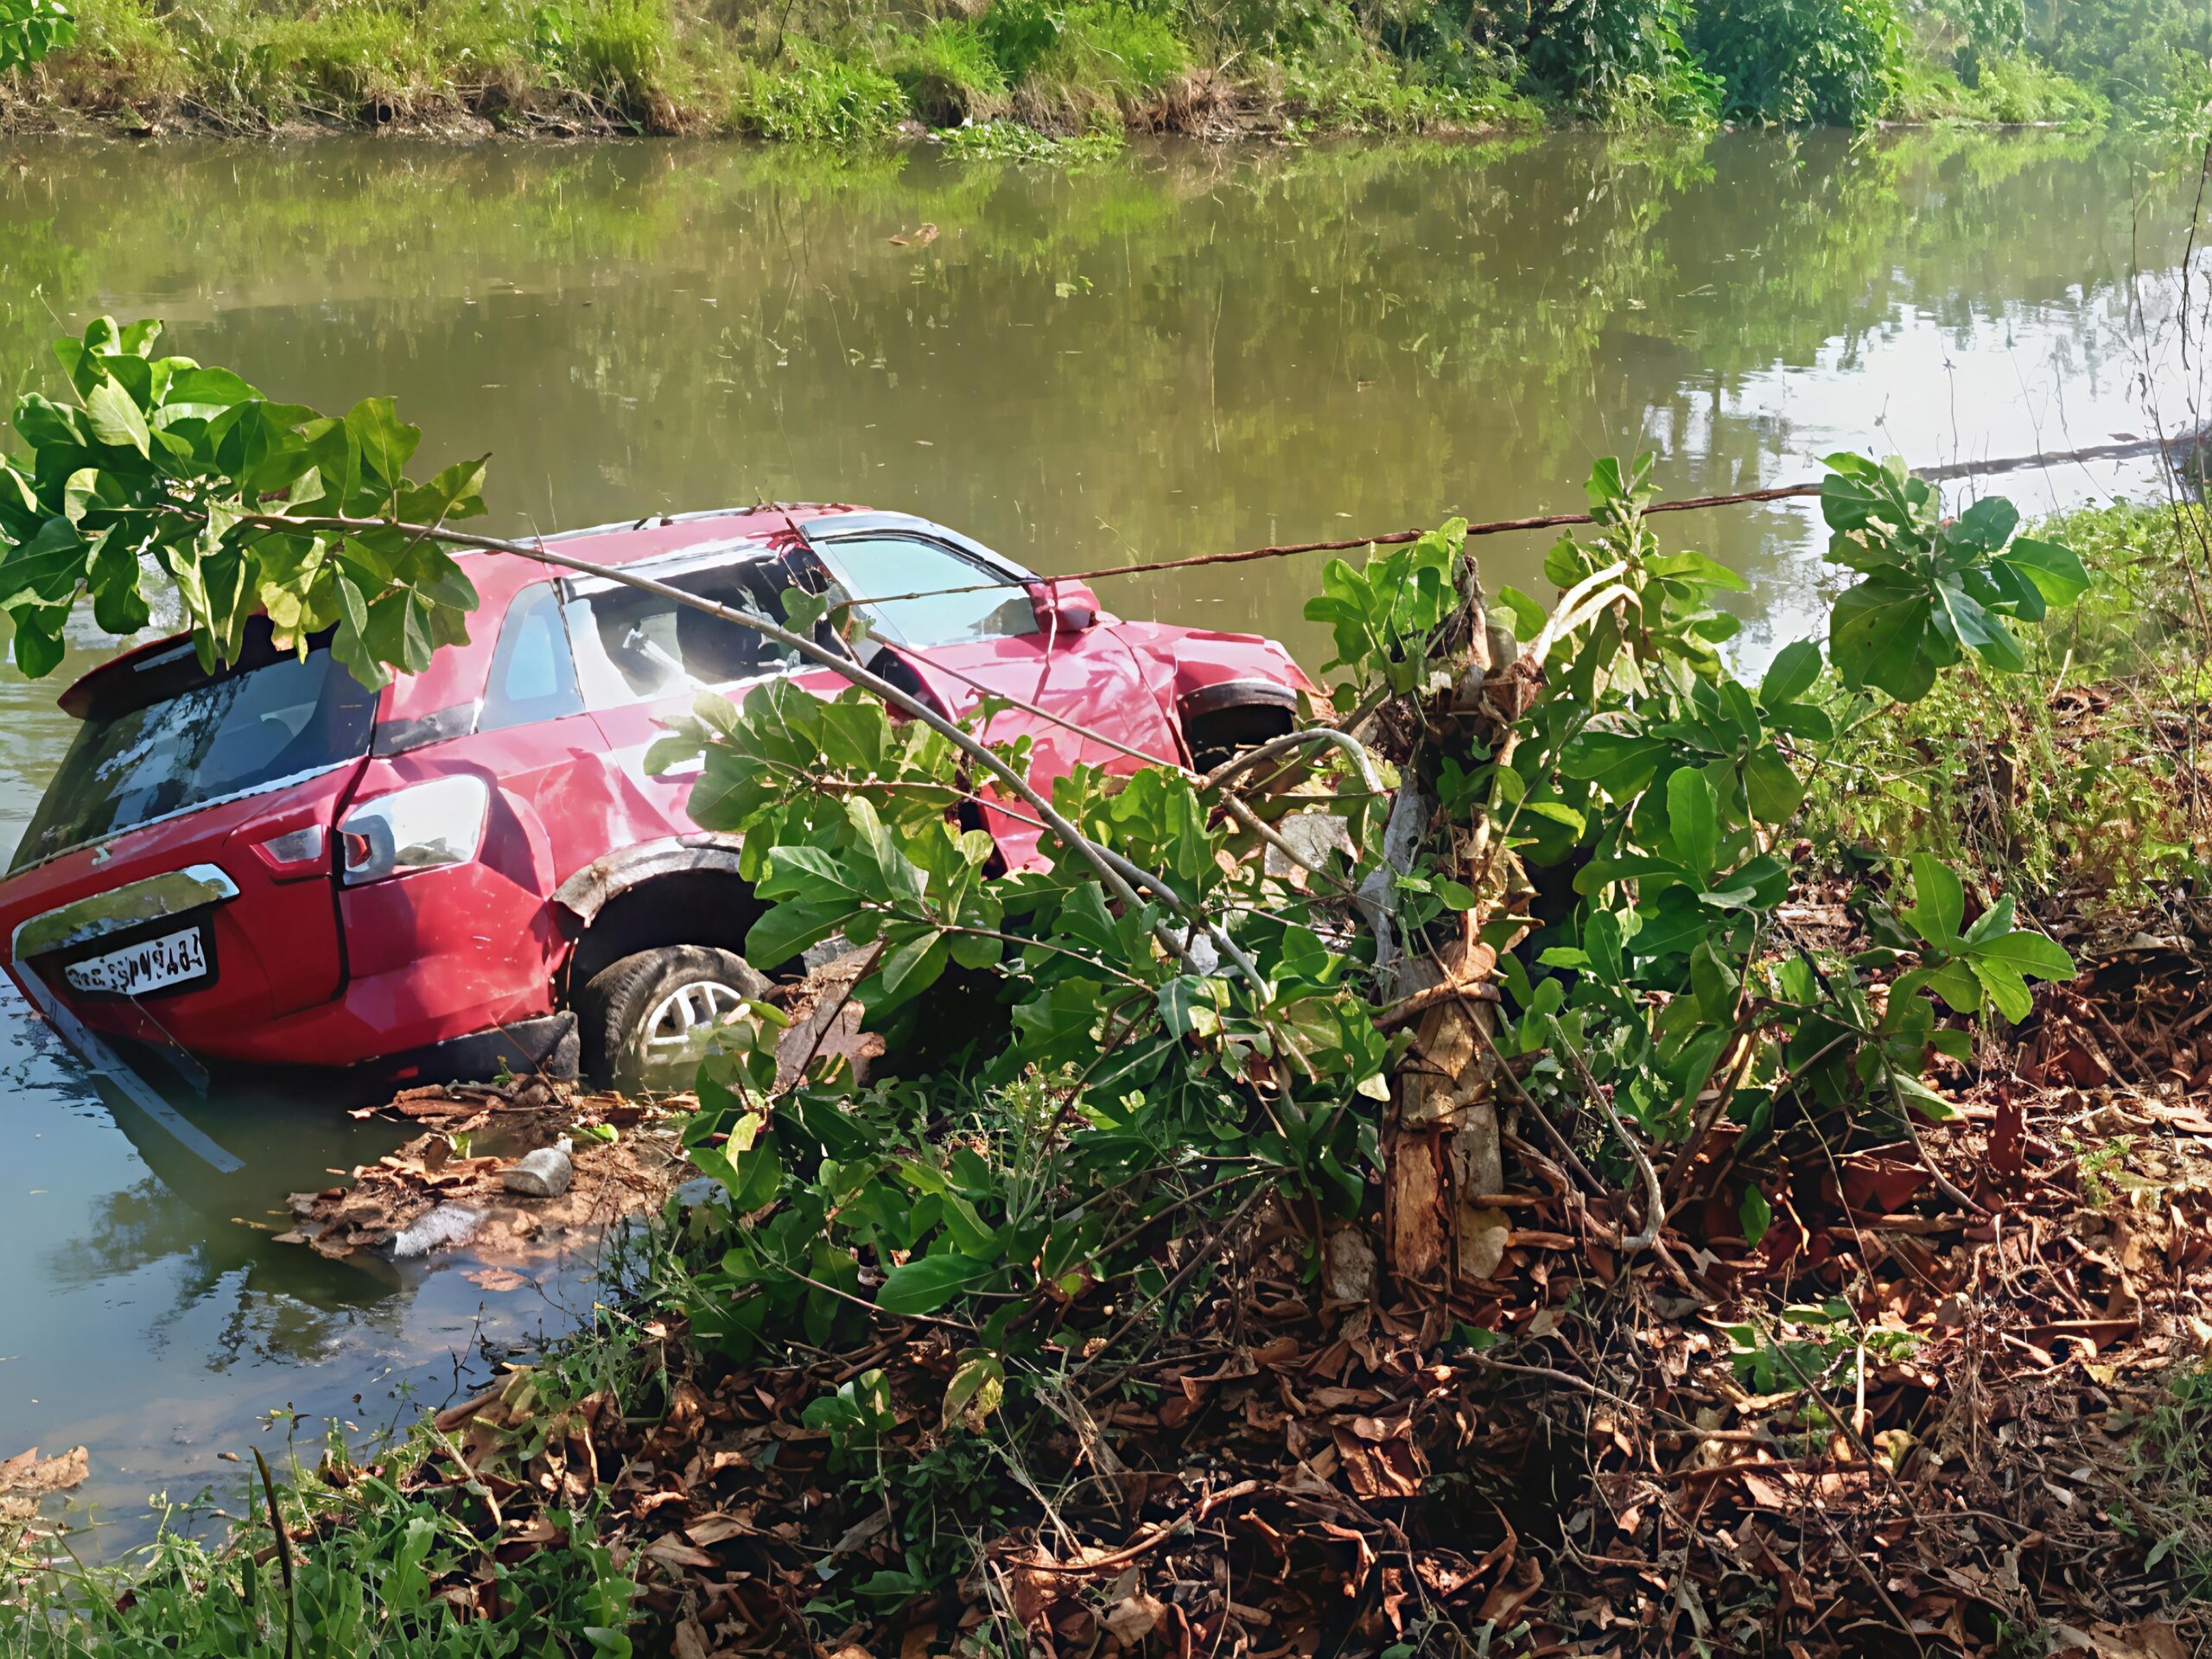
[{"xmin": 0, "ymin": 506, "xmax": 1309, "ymax": 1106}]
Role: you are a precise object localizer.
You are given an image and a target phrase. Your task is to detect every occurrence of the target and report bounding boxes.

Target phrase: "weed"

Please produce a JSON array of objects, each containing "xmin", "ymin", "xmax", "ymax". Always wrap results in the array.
[
  {"xmin": 939, "ymin": 113, "xmax": 1123, "ymax": 159},
  {"xmin": 2113, "ymin": 1362, "xmax": 2212, "ymax": 1601},
  {"xmin": 1801, "ymin": 499, "xmax": 2212, "ymax": 906}
]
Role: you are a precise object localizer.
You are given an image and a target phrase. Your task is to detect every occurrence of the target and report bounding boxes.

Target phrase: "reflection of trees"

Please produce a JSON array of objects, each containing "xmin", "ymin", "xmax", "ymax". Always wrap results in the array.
[{"xmin": 0, "ymin": 128, "xmax": 2184, "ymax": 664}]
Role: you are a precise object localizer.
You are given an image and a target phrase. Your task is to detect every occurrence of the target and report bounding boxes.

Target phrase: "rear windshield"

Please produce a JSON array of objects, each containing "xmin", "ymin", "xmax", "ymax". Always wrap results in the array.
[{"xmin": 13, "ymin": 620, "xmax": 379, "ymax": 870}]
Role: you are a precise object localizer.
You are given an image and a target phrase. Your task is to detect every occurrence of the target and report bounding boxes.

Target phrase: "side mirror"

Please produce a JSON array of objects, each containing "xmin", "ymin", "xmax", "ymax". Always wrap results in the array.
[{"xmin": 1028, "ymin": 580, "xmax": 1101, "ymax": 635}]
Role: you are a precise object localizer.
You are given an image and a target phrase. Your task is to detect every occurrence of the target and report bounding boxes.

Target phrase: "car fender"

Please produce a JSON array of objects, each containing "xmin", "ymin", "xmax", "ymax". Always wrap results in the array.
[{"xmin": 551, "ymin": 833, "xmax": 750, "ymax": 926}]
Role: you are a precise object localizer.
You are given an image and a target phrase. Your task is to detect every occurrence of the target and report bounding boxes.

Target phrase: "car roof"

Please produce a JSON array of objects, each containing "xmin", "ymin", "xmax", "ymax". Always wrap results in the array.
[{"xmin": 500, "ymin": 503, "xmax": 864, "ymax": 569}]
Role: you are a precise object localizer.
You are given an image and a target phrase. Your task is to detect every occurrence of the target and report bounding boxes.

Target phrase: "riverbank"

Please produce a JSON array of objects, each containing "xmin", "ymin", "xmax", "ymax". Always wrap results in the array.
[
  {"xmin": 0, "ymin": 0, "xmax": 2123, "ymax": 145},
  {"xmin": 8, "ymin": 493, "xmax": 2211, "ymax": 1657}
]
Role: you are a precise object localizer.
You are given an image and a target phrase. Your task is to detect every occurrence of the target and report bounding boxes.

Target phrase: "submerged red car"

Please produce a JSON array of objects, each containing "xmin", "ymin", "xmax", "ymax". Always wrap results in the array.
[{"xmin": 0, "ymin": 505, "xmax": 1308, "ymax": 1100}]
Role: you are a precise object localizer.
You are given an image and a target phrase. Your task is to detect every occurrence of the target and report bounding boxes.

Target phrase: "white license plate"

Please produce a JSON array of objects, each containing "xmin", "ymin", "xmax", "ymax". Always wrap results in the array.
[{"xmin": 63, "ymin": 926, "xmax": 210, "ymax": 996}]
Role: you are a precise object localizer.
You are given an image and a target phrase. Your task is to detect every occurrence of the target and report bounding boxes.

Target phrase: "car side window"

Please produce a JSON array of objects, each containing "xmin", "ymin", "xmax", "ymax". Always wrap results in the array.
[
  {"xmin": 565, "ymin": 558, "xmax": 801, "ymax": 711},
  {"xmin": 815, "ymin": 535, "xmax": 1039, "ymax": 648},
  {"xmin": 479, "ymin": 583, "xmax": 584, "ymax": 733}
]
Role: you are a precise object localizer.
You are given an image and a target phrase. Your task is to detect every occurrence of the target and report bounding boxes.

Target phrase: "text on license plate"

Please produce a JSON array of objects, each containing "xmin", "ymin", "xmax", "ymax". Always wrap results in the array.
[{"xmin": 63, "ymin": 926, "xmax": 209, "ymax": 996}]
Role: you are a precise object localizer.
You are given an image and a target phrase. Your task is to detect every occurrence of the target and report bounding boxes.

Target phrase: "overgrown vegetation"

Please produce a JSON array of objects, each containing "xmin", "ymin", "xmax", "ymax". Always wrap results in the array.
[
  {"xmin": 8, "ymin": 320, "xmax": 2212, "ymax": 1651},
  {"xmin": 1, "ymin": 0, "xmax": 2200, "ymax": 140}
]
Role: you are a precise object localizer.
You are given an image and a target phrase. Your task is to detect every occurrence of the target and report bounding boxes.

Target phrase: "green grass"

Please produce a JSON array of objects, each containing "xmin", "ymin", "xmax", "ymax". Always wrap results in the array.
[
  {"xmin": 882, "ymin": 18, "xmax": 1007, "ymax": 127},
  {"xmin": 1800, "ymin": 498, "xmax": 2212, "ymax": 906},
  {"xmin": 1, "ymin": 1312, "xmax": 665, "ymax": 1656}
]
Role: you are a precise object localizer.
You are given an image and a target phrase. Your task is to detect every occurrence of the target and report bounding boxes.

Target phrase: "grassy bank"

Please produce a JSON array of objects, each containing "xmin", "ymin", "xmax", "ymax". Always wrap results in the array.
[{"xmin": 0, "ymin": 0, "xmax": 2157, "ymax": 143}]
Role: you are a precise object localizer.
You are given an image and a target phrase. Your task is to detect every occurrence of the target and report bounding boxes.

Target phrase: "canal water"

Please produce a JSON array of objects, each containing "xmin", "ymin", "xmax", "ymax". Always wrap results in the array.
[{"xmin": 0, "ymin": 127, "xmax": 2196, "ymax": 1542}]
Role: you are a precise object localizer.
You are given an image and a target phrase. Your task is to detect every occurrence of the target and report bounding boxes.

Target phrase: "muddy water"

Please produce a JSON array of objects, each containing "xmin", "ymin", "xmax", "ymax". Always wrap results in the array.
[{"xmin": 0, "ymin": 129, "xmax": 2196, "ymax": 1541}]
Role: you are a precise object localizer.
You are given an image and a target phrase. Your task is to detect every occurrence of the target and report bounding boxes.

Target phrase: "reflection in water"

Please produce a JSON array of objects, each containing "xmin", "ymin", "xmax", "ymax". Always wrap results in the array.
[{"xmin": 0, "ymin": 127, "xmax": 2195, "ymax": 1548}]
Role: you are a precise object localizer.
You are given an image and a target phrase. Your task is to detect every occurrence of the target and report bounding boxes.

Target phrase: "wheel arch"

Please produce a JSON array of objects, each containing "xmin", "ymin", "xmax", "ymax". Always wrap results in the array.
[
  {"xmin": 553, "ymin": 836, "xmax": 767, "ymax": 1002},
  {"xmin": 1177, "ymin": 679, "xmax": 1298, "ymax": 770}
]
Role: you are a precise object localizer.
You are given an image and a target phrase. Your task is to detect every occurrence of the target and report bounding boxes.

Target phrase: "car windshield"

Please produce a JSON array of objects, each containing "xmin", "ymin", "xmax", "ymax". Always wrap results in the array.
[{"xmin": 13, "ymin": 620, "xmax": 380, "ymax": 870}]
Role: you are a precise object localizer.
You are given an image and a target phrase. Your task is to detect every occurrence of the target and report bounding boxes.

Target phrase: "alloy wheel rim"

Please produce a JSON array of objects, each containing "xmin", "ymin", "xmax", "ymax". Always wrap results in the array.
[{"xmin": 639, "ymin": 978, "xmax": 748, "ymax": 1061}]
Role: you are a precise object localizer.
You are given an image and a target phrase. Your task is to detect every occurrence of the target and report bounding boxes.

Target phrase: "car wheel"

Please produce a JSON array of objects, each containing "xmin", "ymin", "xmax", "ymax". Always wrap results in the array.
[{"xmin": 577, "ymin": 945, "xmax": 770, "ymax": 1095}]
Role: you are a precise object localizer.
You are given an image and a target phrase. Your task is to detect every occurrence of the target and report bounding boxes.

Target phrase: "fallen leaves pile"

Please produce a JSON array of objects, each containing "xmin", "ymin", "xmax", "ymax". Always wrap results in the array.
[
  {"xmin": 275, "ymin": 1077, "xmax": 692, "ymax": 1264},
  {"xmin": 245, "ymin": 920, "xmax": 2212, "ymax": 1659}
]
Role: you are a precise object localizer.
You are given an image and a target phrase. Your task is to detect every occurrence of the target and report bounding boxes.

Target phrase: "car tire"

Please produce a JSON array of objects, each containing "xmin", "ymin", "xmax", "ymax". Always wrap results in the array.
[{"xmin": 577, "ymin": 945, "xmax": 770, "ymax": 1095}]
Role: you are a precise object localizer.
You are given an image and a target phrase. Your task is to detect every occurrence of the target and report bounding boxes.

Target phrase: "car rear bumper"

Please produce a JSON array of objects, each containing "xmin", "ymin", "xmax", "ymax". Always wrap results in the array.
[{"xmin": 368, "ymin": 1011, "xmax": 579, "ymax": 1086}]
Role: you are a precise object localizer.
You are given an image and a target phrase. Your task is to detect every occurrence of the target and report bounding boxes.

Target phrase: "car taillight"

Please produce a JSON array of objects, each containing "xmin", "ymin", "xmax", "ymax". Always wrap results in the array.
[
  {"xmin": 251, "ymin": 824, "xmax": 328, "ymax": 879},
  {"xmin": 339, "ymin": 777, "xmax": 490, "ymax": 887}
]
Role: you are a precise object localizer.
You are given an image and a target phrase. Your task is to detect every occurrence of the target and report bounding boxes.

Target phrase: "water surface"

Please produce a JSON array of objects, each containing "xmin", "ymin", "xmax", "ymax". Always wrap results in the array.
[{"xmin": 0, "ymin": 128, "xmax": 2196, "ymax": 1539}]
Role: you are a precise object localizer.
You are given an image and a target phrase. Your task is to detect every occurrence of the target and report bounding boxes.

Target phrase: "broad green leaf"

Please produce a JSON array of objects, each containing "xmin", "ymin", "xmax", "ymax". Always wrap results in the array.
[
  {"xmin": 1743, "ymin": 747, "xmax": 1804, "ymax": 825},
  {"xmin": 879, "ymin": 1251, "xmax": 995, "ymax": 1315},
  {"xmin": 1890, "ymin": 1071, "xmax": 1959, "ymax": 1122},
  {"xmin": 1998, "ymin": 537, "xmax": 2091, "ymax": 606},
  {"xmin": 1739, "ymin": 1185, "xmax": 1772, "ymax": 1247},
  {"xmin": 1967, "ymin": 956, "xmax": 2035, "ymax": 1023},
  {"xmin": 83, "ymin": 376, "xmax": 149, "ymax": 457},
  {"xmin": 1965, "ymin": 927, "xmax": 2075, "ymax": 982},
  {"xmin": 1666, "ymin": 766, "xmax": 1719, "ymax": 880},
  {"xmin": 1496, "ymin": 584, "xmax": 1548, "ymax": 640},
  {"xmin": 1758, "ymin": 640, "xmax": 1823, "ymax": 709},
  {"xmin": 1902, "ymin": 854, "xmax": 1964, "ymax": 946},
  {"xmin": 1831, "ymin": 580, "xmax": 1937, "ymax": 702},
  {"xmin": 1948, "ymin": 493, "xmax": 2018, "ymax": 554}
]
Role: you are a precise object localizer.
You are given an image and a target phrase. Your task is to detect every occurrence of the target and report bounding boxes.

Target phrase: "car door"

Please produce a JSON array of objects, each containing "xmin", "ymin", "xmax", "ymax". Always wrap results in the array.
[
  {"xmin": 570, "ymin": 548, "xmax": 844, "ymax": 842},
  {"xmin": 802, "ymin": 520, "xmax": 1181, "ymax": 869}
]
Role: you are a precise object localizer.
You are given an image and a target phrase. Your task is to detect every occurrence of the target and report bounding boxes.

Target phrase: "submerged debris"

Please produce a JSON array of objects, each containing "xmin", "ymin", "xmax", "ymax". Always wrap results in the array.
[{"xmin": 279, "ymin": 1082, "xmax": 686, "ymax": 1263}]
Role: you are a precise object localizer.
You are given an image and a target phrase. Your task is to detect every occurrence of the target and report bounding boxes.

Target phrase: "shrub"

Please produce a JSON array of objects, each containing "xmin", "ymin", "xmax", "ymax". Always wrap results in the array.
[
  {"xmin": 1519, "ymin": 0, "xmax": 1719, "ymax": 122},
  {"xmin": 1691, "ymin": 0, "xmax": 1904, "ymax": 124},
  {"xmin": 974, "ymin": 0, "xmax": 1066, "ymax": 81}
]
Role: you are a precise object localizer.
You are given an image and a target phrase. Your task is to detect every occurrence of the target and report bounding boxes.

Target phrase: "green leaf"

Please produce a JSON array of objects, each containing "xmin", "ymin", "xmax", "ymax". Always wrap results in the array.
[
  {"xmin": 1902, "ymin": 854, "xmax": 1964, "ymax": 946},
  {"xmin": 1666, "ymin": 766, "xmax": 1718, "ymax": 880},
  {"xmin": 1998, "ymin": 537, "xmax": 2091, "ymax": 606},
  {"xmin": 1743, "ymin": 747, "xmax": 1804, "ymax": 825},
  {"xmin": 1758, "ymin": 640, "xmax": 1823, "ymax": 709},
  {"xmin": 1690, "ymin": 938, "xmax": 1741, "ymax": 1022},
  {"xmin": 1496, "ymin": 584, "xmax": 1548, "ymax": 640},
  {"xmin": 1967, "ymin": 956, "xmax": 2035, "ymax": 1023},
  {"xmin": 879, "ymin": 1251, "xmax": 994, "ymax": 1315},
  {"xmin": 1434, "ymin": 878, "xmax": 1478, "ymax": 911},
  {"xmin": 1948, "ymin": 493, "xmax": 2018, "ymax": 553},
  {"xmin": 83, "ymin": 375, "xmax": 149, "ymax": 457},
  {"xmin": 1890, "ymin": 1071, "xmax": 1959, "ymax": 1122},
  {"xmin": 1965, "ymin": 927, "xmax": 2075, "ymax": 982},
  {"xmin": 1936, "ymin": 582, "xmax": 2025, "ymax": 674},
  {"xmin": 1831, "ymin": 580, "xmax": 1937, "ymax": 702},
  {"xmin": 345, "ymin": 396, "xmax": 422, "ymax": 491},
  {"xmin": 1739, "ymin": 1185, "xmax": 1771, "ymax": 1247},
  {"xmin": 942, "ymin": 1352, "xmax": 1005, "ymax": 1432}
]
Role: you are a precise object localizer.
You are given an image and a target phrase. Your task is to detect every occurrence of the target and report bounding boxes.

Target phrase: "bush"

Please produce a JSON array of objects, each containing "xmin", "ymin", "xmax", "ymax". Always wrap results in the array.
[
  {"xmin": 1691, "ymin": 0, "xmax": 1904, "ymax": 124},
  {"xmin": 730, "ymin": 44, "xmax": 909, "ymax": 140},
  {"xmin": 882, "ymin": 17, "xmax": 1007, "ymax": 125},
  {"xmin": 1519, "ymin": 0, "xmax": 1719, "ymax": 122}
]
